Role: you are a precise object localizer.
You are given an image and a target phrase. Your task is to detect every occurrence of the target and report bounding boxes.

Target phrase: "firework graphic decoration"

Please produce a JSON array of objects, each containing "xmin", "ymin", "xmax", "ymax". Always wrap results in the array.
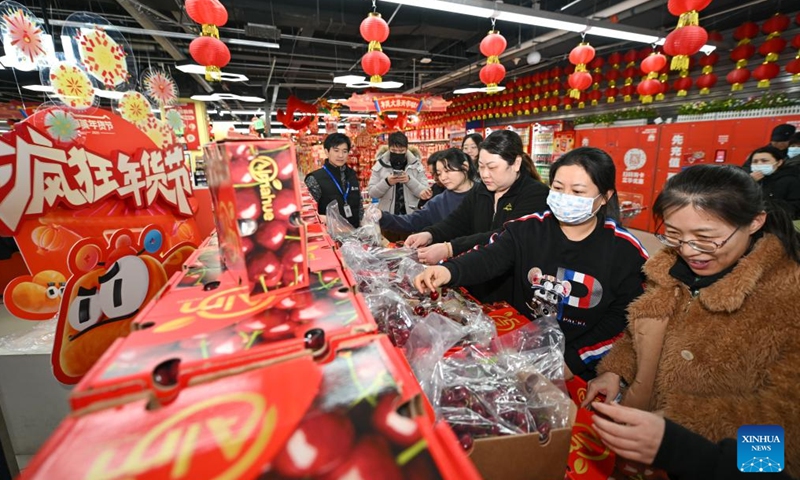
[
  {"xmin": 49, "ymin": 62, "xmax": 96, "ymax": 109},
  {"xmin": 142, "ymin": 68, "xmax": 178, "ymax": 106},
  {"xmin": 165, "ymin": 109, "xmax": 184, "ymax": 133},
  {"xmin": 117, "ymin": 91, "xmax": 151, "ymax": 126},
  {"xmin": 44, "ymin": 109, "xmax": 80, "ymax": 143},
  {"xmin": 143, "ymin": 115, "xmax": 172, "ymax": 149},
  {"xmin": 78, "ymin": 28, "xmax": 129, "ymax": 88},
  {"xmin": 1, "ymin": 6, "xmax": 46, "ymax": 64}
]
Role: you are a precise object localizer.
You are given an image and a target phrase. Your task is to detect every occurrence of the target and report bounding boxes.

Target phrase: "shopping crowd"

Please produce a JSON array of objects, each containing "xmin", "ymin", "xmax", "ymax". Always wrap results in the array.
[{"xmin": 304, "ymin": 126, "xmax": 800, "ymax": 480}]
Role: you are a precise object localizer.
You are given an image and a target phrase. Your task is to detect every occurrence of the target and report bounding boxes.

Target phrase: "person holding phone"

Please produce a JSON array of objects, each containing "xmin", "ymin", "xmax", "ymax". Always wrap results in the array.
[{"xmin": 368, "ymin": 132, "xmax": 430, "ymax": 218}]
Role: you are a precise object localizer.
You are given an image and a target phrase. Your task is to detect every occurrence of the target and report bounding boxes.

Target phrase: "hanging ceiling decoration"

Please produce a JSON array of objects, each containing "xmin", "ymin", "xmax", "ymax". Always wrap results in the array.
[
  {"xmin": 185, "ymin": 0, "xmax": 230, "ymax": 81},
  {"xmin": 663, "ymin": 0, "xmax": 711, "ymax": 71},
  {"xmin": 567, "ymin": 40, "xmax": 594, "ymax": 100}
]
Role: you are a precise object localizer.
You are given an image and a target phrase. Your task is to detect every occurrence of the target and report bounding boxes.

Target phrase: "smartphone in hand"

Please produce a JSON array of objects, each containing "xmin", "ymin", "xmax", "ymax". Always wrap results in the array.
[{"xmin": 392, "ymin": 169, "xmax": 404, "ymax": 177}]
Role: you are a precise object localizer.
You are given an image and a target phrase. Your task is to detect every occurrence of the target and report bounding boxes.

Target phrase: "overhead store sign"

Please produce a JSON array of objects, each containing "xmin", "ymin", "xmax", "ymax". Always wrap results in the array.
[{"xmin": 344, "ymin": 92, "xmax": 451, "ymax": 112}]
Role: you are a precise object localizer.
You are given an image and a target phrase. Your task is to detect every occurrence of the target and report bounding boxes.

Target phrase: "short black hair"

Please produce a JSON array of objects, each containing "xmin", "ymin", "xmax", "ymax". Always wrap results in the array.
[
  {"xmin": 388, "ymin": 131, "xmax": 408, "ymax": 148},
  {"xmin": 751, "ymin": 145, "xmax": 786, "ymax": 161},
  {"xmin": 324, "ymin": 133, "xmax": 351, "ymax": 151}
]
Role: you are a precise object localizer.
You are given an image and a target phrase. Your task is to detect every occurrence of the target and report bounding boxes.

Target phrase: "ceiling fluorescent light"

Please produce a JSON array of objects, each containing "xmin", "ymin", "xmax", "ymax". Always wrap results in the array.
[
  {"xmin": 381, "ymin": 0, "xmax": 494, "ymax": 18},
  {"xmin": 192, "ymin": 93, "xmax": 266, "ymax": 103},
  {"xmin": 227, "ymin": 38, "xmax": 279, "ymax": 49},
  {"xmin": 22, "ymin": 85, "xmax": 53, "ymax": 92},
  {"xmin": 176, "ymin": 63, "xmax": 248, "ymax": 82},
  {"xmin": 585, "ymin": 26, "xmax": 658, "ymax": 44},
  {"xmin": 495, "ymin": 11, "xmax": 583, "ymax": 32},
  {"xmin": 333, "ymin": 74, "xmax": 366, "ymax": 84}
]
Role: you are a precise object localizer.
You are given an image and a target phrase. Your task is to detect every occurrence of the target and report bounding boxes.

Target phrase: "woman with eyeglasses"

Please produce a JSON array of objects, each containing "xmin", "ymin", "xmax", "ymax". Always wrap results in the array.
[
  {"xmin": 414, "ymin": 147, "xmax": 649, "ymax": 381},
  {"xmin": 582, "ymin": 164, "xmax": 800, "ymax": 477}
]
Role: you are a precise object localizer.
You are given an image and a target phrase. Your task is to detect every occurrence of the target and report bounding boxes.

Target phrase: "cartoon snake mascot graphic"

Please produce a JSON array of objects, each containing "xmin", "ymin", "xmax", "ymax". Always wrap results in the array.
[{"xmin": 52, "ymin": 226, "xmax": 195, "ymax": 384}]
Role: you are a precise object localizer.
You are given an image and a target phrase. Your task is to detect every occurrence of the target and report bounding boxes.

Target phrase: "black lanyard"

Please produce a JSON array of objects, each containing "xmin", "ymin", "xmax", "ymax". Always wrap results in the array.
[{"xmin": 323, "ymin": 165, "xmax": 351, "ymax": 199}]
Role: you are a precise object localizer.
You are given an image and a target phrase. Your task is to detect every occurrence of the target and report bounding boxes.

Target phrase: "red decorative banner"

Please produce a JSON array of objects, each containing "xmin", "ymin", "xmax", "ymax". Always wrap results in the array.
[
  {"xmin": 344, "ymin": 92, "xmax": 450, "ymax": 112},
  {"xmin": 374, "ymin": 95, "xmax": 422, "ymax": 114},
  {"xmin": 166, "ymin": 103, "xmax": 201, "ymax": 150}
]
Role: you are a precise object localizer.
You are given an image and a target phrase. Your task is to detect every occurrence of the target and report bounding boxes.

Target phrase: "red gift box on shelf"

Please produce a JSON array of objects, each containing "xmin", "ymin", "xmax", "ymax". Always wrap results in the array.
[
  {"xmin": 21, "ymin": 336, "xmax": 481, "ymax": 480},
  {"xmin": 70, "ymin": 266, "xmax": 378, "ymax": 410},
  {"xmin": 205, "ymin": 138, "xmax": 308, "ymax": 296}
]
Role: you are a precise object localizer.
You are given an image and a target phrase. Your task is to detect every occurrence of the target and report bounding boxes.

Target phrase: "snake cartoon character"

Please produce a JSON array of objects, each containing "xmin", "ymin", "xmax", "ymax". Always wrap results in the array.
[{"xmin": 526, "ymin": 267, "xmax": 572, "ymax": 321}]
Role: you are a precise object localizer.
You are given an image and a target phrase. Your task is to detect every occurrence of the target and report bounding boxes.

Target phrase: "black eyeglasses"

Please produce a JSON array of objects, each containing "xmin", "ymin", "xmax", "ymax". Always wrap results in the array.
[{"xmin": 654, "ymin": 224, "xmax": 740, "ymax": 253}]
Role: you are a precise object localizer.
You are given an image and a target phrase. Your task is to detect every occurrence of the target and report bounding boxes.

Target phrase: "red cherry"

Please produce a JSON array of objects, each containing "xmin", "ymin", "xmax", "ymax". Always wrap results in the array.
[
  {"xmin": 240, "ymin": 236, "xmax": 255, "ymax": 255},
  {"xmin": 319, "ymin": 436, "xmax": 402, "ymax": 480},
  {"xmin": 228, "ymin": 150, "xmax": 254, "ymax": 183},
  {"xmin": 429, "ymin": 290, "xmax": 439, "ymax": 301},
  {"xmin": 282, "ymin": 263, "xmax": 307, "ymax": 287},
  {"xmin": 275, "ymin": 290, "xmax": 314, "ymax": 310},
  {"xmin": 273, "ymin": 189, "xmax": 299, "ymax": 220},
  {"xmin": 273, "ymin": 412, "xmax": 355, "ymax": 477},
  {"xmin": 372, "ymin": 393, "xmax": 422, "ymax": 447},
  {"xmin": 290, "ymin": 299, "xmax": 335, "ymax": 324},
  {"xmin": 235, "ymin": 187, "xmax": 261, "ymax": 220},
  {"xmin": 280, "ymin": 241, "xmax": 305, "ymax": 268},
  {"xmin": 247, "ymin": 250, "xmax": 284, "ymax": 288},
  {"xmin": 402, "ymin": 455, "xmax": 441, "ymax": 480},
  {"xmin": 277, "ymin": 157, "xmax": 297, "ymax": 181},
  {"xmin": 255, "ymin": 221, "xmax": 287, "ymax": 251}
]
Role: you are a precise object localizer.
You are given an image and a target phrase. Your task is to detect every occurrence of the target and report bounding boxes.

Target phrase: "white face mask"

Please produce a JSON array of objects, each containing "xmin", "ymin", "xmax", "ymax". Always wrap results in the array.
[
  {"xmin": 787, "ymin": 147, "xmax": 800, "ymax": 158},
  {"xmin": 547, "ymin": 191, "xmax": 601, "ymax": 225},
  {"xmin": 751, "ymin": 164, "xmax": 775, "ymax": 176}
]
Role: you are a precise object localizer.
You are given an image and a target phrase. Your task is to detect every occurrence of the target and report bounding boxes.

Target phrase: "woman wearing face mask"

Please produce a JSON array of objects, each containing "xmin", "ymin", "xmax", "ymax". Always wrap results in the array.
[
  {"xmin": 748, "ymin": 146, "xmax": 800, "ymax": 219},
  {"xmin": 414, "ymin": 147, "xmax": 648, "ymax": 380},
  {"xmin": 582, "ymin": 165, "xmax": 800, "ymax": 476},
  {"xmin": 404, "ymin": 130, "xmax": 550, "ymax": 302},
  {"xmin": 462, "ymin": 133, "xmax": 483, "ymax": 167},
  {"xmin": 376, "ymin": 148, "xmax": 477, "ymax": 233}
]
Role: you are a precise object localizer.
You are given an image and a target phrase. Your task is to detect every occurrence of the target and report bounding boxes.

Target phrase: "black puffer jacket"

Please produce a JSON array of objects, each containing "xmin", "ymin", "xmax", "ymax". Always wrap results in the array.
[{"xmin": 759, "ymin": 164, "xmax": 800, "ymax": 219}]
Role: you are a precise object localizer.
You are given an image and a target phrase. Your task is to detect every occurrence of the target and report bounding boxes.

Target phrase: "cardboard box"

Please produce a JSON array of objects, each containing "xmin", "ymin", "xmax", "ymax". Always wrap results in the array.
[
  {"xmin": 205, "ymin": 138, "xmax": 308, "ymax": 296},
  {"xmin": 71, "ymin": 265, "xmax": 377, "ymax": 410},
  {"xmin": 470, "ymin": 401, "xmax": 577, "ymax": 480},
  {"xmin": 22, "ymin": 336, "xmax": 482, "ymax": 480}
]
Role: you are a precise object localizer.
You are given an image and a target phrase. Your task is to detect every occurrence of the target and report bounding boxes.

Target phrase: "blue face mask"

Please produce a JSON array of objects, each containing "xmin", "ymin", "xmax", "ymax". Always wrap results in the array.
[
  {"xmin": 751, "ymin": 164, "xmax": 775, "ymax": 176},
  {"xmin": 788, "ymin": 147, "xmax": 800, "ymax": 158}
]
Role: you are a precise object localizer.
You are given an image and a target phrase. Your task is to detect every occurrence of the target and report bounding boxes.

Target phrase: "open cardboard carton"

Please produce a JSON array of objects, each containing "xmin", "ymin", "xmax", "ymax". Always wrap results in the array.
[
  {"xmin": 22, "ymin": 335, "xmax": 482, "ymax": 480},
  {"xmin": 71, "ymin": 265, "xmax": 376, "ymax": 410},
  {"xmin": 468, "ymin": 372, "xmax": 578, "ymax": 480},
  {"xmin": 205, "ymin": 138, "xmax": 309, "ymax": 296}
]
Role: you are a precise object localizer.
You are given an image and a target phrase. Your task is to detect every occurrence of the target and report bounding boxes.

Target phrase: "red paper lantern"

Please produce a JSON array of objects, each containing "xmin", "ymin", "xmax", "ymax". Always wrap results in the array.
[
  {"xmin": 185, "ymin": 0, "xmax": 228, "ymax": 26},
  {"xmin": 480, "ymin": 31, "xmax": 507, "ymax": 58},
  {"xmin": 568, "ymin": 72, "xmax": 592, "ymax": 92},
  {"xmin": 707, "ymin": 31, "xmax": 724, "ymax": 42},
  {"xmin": 696, "ymin": 73, "xmax": 717, "ymax": 94},
  {"xmin": 480, "ymin": 63, "xmax": 506, "ymax": 87},
  {"xmin": 673, "ymin": 76, "xmax": 692, "ymax": 96},
  {"xmin": 726, "ymin": 67, "xmax": 751, "ymax": 90},
  {"xmin": 620, "ymin": 84, "xmax": 635, "ymax": 102},
  {"xmin": 759, "ymin": 37, "xmax": 788, "ymax": 62},
  {"xmin": 360, "ymin": 12, "xmax": 389, "ymax": 43},
  {"xmin": 564, "ymin": 64, "xmax": 576, "ymax": 75},
  {"xmin": 641, "ymin": 53, "xmax": 668, "ymax": 73},
  {"xmin": 753, "ymin": 62, "xmax": 780, "ymax": 88},
  {"xmin": 667, "ymin": 0, "xmax": 712, "ymax": 16},
  {"xmin": 587, "ymin": 89, "xmax": 603, "ymax": 106},
  {"xmin": 698, "ymin": 52, "xmax": 719, "ymax": 68},
  {"xmin": 664, "ymin": 26, "xmax": 708, "ymax": 70},
  {"xmin": 623, "ymin": 49, "xmax": 637, "ymax": 67},
  {"xmin": 569, "ymin": 44, "xmax": 595, "ymax": 66},
  {"xmin": 622, "ymin": 66, "xmax": 638, "ymax": 85},
  {"xmin": 731, "ymin": 44, "xmax": 756, "ymax": 65},
  {"xmin": 762, "ymin": 14, "xmax": 790, "ymax": 37},
  {"xmin": 361, "ymin": 51, "xmax": 391, "ymax": 81},
  {"xmin": 786, "ymin": 58, "xmax": 800, "ymax": 82},
  {"xmin": 637, "ymin": 79, "xmax": 661, "ymax": 103},
  {"xmin": 604, "ymin": 87, "xmax": 619, "ymax": 103},
  {"xmin": 608, "ymin": 52, "xmax": 622, "ymax": 68},
  {"xmin": 734, "ymin": 22, "xmax": 760, "ymax": 42},
  {"xmin": 189, "ymin": 36, "xmax": 230, "ymax": 68},
  {"xmin": 605, "ymin": 68, "xmax": 621, "ymax": 87},
  {"xmin": 589, "ymin": 56, "xmax": 605, "ymax": 71}
]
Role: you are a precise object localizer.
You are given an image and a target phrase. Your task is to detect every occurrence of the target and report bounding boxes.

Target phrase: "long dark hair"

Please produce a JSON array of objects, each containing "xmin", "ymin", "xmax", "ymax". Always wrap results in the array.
[
  {"xmin": 653, "ymin": 164, "xmax": 800, "ymax": 262},
  {"xmin": 462, "ymin": 133, "xmax": 483, "ymax": 157},
  {"xmin": 436, "ymin": 148, "xmax": 478, "ymax": 182},
  {"xmin": 549, "ymin": 147, "xmax": 620, "ymax": 222},
  {"xmin": 480, "ymin": 130, "xmax": 541, "ymax": 182}
]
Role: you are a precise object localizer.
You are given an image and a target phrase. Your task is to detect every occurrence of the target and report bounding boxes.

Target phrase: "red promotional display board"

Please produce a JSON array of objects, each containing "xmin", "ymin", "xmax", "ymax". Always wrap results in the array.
[
  {"xmin": 165, "ymin": 102, "xmax": 202, "ymax": 151},
  {"xmin": 576, "ymin": 125, "xmax": 661, "ymax": 232}
]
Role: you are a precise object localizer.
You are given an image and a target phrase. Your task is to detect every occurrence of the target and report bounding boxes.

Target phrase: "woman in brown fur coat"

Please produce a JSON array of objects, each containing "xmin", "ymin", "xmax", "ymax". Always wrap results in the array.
[{"xmin": 583, "ymin": 165, "xmax": 800, "ymax": 477}]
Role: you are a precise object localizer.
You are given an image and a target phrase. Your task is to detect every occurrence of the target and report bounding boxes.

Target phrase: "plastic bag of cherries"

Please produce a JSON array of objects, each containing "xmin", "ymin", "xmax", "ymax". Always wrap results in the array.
[
  {"xmin": 325, "ymin": 200, "xmax": 383, "ymax": 247},
  {"xmin": 431, "ymin": 320, "xmax": 572, "ymax": 450}
]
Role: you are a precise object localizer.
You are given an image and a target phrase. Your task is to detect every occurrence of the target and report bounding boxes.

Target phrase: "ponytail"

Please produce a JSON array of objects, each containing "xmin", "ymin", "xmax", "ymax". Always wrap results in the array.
[{"xmin": 520, "ymin": 153, "xmax": 542, "ymax": 182}]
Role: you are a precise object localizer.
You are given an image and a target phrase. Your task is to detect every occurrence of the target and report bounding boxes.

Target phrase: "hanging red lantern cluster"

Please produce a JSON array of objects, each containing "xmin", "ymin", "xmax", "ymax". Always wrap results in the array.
[
  {"xmin": 787, "ymin": 32, "xmax": 800, "ymax": 82},
  {"xmin": 663, "ymin": 0, "xmax": 711, "ymax": 71},
  {"xmin": 637, "ymin": 52, "xmax": 667, "ymax": 103},
  {"xmin": 185, "ymin": 0, "xmax": 230, "ymax": 81},
  {"xmin": 360, "ymin": 12, "xmax": 391, "ymax": 84},
  {"xmin": 754, "ymin": 13, "xmax": 789, "ymax": 87},
  {"xmin": 727, "ymin": 21, "xmax": 758, "ymax": 91},
  {"xmin": 567, "ymin": 41, "xmax": 594, "ymax": 100},
  {"xmin": 479, "ymin": 30, "xmax": 507, "ymax": 92},
  {"xmin": 696, "ymin": 51, "xmax": 719, "ymax": 94}
]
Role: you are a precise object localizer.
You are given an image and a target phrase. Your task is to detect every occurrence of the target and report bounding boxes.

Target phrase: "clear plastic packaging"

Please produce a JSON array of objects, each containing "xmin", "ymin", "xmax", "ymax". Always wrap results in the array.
[
  {"xmin": 0, "ymin": 318, "xmax": 57, "ymax": 354},
  {"xmin": 325, "ymin": 200, "xmax": 382, "ymax": 247}
]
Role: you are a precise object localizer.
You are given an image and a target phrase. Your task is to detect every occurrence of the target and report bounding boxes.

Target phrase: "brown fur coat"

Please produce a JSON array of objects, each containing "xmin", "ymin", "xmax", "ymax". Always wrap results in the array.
[{"xmin": 598, "ymin": 234, "xmax": 800, "ymax": 475}]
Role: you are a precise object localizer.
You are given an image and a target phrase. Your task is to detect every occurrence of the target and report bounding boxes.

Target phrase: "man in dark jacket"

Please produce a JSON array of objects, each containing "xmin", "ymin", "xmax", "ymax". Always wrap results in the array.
[
  {"xmin": 749, "ymin": 145, "xmax": 800, "ymax": 219},
  {"xmin": 742, "ymin": 124, "xmax": 796, "ymax": 170},
  {"xmin": 305, "ymin": 133, "xmax": 363, "ymax": 227}
]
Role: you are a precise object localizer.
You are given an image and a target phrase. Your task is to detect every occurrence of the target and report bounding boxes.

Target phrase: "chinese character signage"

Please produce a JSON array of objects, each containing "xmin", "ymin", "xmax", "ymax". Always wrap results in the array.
[
  {"xmin": 2, "ymin": 107, "xmax": 201, "ymax": 328},
  {"xmin": 343, "ymin": 92, "xmax": 451, "ymax": 112},
  {"xmin": 166, "ymin": 102, "xmax": 202, "ymax": 151}
]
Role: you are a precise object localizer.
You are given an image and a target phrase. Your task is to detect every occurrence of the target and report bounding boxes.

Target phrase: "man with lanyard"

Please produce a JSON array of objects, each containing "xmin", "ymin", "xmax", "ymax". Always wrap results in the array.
[{"xmin": 305, "ymin": 133, "xmax": 363, "ymax": 227}]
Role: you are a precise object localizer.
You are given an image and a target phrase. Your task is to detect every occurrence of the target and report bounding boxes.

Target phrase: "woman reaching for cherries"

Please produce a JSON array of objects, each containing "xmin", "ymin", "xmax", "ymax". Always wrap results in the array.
[{"xmin": 414, "ymin": 147, "xmax": 649, "ymax": 381}]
